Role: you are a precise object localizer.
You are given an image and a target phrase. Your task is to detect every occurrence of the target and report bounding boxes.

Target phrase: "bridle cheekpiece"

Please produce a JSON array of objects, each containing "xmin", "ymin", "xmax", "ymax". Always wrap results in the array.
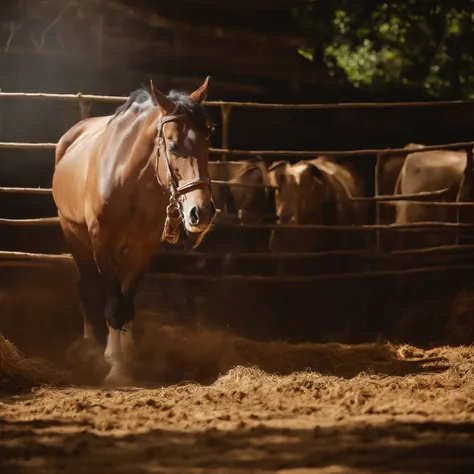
[{"xmin": 155, "ymin": 110, "xmax": 212, "ymax": 245}]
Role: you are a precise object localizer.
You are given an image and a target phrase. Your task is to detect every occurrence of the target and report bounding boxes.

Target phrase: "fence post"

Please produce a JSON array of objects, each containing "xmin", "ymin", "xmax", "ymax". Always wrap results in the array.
[
  {"xmin": 374, "ymin": 152, "xmax": 384, "ymax": 252},
  {"xmin": 456, "ymin": 146, "xmax": 474, "ymax": 245},
  {"xmin": 77, "ymin": 93, "xmax": 92, "ymax": 120},
  {"xmin": 220, "ymin": 104, "xmax": 232, "ymax": 162}
]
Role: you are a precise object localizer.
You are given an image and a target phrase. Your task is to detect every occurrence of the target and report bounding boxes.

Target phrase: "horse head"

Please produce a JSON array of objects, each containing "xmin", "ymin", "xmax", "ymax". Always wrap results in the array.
[{"xmin": 150, "ymin": 77, "xmax": 216, "ymax": 246}]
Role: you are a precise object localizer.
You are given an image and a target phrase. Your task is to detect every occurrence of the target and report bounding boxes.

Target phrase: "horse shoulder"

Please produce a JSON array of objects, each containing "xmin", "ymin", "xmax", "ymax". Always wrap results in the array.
[{"xmin": 55, "ymin": 116, "xmax": 108, "ymax": 167}]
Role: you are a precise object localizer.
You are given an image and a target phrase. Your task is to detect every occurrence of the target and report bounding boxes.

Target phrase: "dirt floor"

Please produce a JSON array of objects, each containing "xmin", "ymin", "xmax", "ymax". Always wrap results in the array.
[{"xmin": 2, "ymin": 321, "xmax": 474, "ymax": 474}]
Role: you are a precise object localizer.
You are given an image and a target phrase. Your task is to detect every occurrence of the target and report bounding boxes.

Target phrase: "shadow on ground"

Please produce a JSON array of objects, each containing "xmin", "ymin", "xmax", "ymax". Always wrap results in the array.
[{"xmin": 1, "ymin": 417, "xmax": 474, "ymax": 474}]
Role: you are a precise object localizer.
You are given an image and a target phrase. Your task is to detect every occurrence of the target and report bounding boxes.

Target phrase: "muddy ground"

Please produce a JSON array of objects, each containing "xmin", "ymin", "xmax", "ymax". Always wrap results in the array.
[{"xmin": 2, "ymin": 322, "xmax": 474, "ymax": 474}]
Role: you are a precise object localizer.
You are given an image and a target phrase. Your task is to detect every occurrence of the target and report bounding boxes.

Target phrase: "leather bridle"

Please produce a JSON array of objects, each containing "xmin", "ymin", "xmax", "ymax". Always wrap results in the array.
[{"xmin": 154, "ymin": 111, "xmax": 212, "ymax": 244}]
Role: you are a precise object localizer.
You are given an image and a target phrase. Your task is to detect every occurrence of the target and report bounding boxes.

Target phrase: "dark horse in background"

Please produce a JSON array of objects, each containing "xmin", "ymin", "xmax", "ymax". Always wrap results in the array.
[{"xmin": 52, "ymin": 77, "xmax": 216, "ymax": 386}]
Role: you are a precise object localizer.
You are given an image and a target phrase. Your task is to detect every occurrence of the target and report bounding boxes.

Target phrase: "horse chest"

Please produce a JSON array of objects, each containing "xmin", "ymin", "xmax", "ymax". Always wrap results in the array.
[{"xmin": 114, "ymin": 213, "xmax": 162, "ymax": 261}]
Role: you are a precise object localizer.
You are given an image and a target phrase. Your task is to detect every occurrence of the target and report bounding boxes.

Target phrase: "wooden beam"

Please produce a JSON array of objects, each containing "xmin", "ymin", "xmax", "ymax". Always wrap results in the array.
[
  {"xmin": 99, "ymin": 31, "xmax": 310, "ymax": 86},
  {"xmin": 0, "ymin": 46, "xmax": 266, "ymax": 94},
  {"xmin": 102, "ymin": 0, "xmax": 311, "ymax": 47},
  {"xmin": 178, "ymin": 0, "xmax": 308, "ymax": 10}
]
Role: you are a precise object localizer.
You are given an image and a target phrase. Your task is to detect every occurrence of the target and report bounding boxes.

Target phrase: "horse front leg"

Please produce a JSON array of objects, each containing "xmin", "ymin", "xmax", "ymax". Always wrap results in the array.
[
  {"xmin": 79, "ymin": 271, "xmax": 107, "ymax": 346},
  {"xmin": 59, "ymin": 217, "xmax": 108, "ymax": 379},
  {"xmin": 103, "ymin": 278, "xmax": 138, "ymax": 386},
  {"xmin": 90, "ymin": 223, "xmax": 154, "ymax": 386}
]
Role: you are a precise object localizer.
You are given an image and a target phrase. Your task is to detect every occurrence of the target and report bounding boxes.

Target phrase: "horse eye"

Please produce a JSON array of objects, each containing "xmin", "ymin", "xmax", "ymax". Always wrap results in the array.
[{"xmin": 168, "ymin": 142, "xmax": 178, "ymax": 154}]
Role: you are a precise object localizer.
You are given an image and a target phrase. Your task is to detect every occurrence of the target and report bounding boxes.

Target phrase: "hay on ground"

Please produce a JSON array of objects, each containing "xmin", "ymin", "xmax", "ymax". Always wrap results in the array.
[{"xmin": 0, "ymin": 334, "xmax": 68, "ymax": 392}]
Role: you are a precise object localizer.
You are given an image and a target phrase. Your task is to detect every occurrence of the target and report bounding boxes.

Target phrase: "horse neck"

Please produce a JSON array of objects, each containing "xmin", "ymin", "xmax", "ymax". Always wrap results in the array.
[{"xmin": 119, "ymin": 108, "xmax": 161, "ymax": 187}]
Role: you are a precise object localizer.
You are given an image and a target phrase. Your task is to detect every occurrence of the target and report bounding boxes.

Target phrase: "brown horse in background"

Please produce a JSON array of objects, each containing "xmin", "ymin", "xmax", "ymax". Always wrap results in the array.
[{"xmin": 52, "ymin": 77, "xmax": 216, "ymax": 386}]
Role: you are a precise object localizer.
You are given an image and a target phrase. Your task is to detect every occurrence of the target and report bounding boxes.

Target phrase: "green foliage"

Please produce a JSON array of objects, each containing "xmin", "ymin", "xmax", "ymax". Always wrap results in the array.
[{"xmin": 293, "ymin": 1, "xmax": 474, "ymax": 98}]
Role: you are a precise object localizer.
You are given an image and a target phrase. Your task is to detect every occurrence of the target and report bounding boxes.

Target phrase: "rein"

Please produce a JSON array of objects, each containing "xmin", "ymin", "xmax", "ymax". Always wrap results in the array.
[{"xmin": 155, "ymin": 112, "xmax": 211, "ymax": 245}]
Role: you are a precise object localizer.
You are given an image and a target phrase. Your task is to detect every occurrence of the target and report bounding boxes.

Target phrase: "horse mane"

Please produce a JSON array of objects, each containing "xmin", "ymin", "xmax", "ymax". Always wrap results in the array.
[
  {"xmin": 108, "ymin": 88, "xmax": 152, "ymax": 124},
  {"xmin": 108, "ymin": 87, "xmax": 214, "ymax": 136}
]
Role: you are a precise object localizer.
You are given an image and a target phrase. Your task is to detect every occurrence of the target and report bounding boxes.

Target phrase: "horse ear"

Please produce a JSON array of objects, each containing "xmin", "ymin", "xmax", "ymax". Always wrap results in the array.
[
  {"xmin": 268, "ymin": 160, "xmax": 287, "ymax": 172},
  {"xmin": 268, "ymin": 160, "xmax": 287, "ymax": 188},
  {"xmin": 150, "ymin": 79, "xmax": 176, "ymax": 114},
  {"xmin": 189, "ymin": 76, "xmax": 211, "ymax": 104}
]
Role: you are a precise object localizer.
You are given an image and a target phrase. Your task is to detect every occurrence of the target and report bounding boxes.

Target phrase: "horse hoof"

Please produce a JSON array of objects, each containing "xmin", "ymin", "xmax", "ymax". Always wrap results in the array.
[{"xmin": 104, "ymin": 370, "xmax": 134, "ymax": 388}]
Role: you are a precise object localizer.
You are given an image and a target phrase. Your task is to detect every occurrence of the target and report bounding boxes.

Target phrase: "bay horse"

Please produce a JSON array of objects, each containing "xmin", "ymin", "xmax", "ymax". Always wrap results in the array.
[{"xmin": 52, "ymin": 77, "xmax": 216, "ymax": 386}]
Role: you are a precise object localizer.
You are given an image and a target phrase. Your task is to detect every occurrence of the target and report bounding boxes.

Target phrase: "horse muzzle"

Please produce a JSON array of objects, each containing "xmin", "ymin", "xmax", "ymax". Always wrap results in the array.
[{"xmin": 184, "ymin": 201, "xmax": 216, "ymax": 234}]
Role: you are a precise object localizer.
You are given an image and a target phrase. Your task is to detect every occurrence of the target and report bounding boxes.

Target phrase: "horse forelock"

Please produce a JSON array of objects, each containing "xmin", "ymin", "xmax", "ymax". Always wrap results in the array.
[
  {"xmin": 108, "ymin": 87, "xmax": 214, "ymax": 138},
  {"xmin": 167, "ymin": 89, "xmax": 214, "ymax": 137}
]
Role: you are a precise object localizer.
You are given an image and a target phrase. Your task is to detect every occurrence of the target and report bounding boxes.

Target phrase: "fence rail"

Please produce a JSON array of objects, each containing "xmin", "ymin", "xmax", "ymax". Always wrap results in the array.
[
  {"xmin": 0, "ymin": 185, "xmax": 451, "ymax": 203},
  {"xmin": 1, "ymin": 249, "xmax": 474, "ymax": 282},
  {"xmin": 1, "ymin": 140, "xmax": 474, "ymax": 158},
  {"xmin": 1, "ymin": 91, "xmax": 473, "ymax": 109},
  {"xmin": 2, "ymin": 242, "xmax": 474, "ymax": 263},
  {"xmin": 2, "ymin": 214, "xmax": 474, "ymax": 233},
  {"xmin": 1, "ymin": 91, "xmax": 474, "ymax": 163},
  {"xmin": 2, "ymin": 90, "xmax": 474, "ymax": 282},
  {"xmin": 0, "ymin": 187, "xmax": 53, "ymax": 195}
]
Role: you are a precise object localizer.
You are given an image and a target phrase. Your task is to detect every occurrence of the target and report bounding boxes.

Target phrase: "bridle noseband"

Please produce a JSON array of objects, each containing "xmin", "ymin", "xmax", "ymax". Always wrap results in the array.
[{"xmin": 155, "ymin": 112, "xmax": 212, "ymax": 244}]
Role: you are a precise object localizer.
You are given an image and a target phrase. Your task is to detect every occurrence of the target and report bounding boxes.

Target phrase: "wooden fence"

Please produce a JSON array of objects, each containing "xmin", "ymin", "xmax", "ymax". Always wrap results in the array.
[{"xmin": 1, "ymin": 91, "xmax": 474, "ymax": 281}]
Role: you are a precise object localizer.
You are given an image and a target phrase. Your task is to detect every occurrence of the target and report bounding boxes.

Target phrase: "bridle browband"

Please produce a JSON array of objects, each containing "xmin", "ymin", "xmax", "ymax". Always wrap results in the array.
[{"xmin": 155, "ymin": 110, "xmax": 212, "ymax": 245}]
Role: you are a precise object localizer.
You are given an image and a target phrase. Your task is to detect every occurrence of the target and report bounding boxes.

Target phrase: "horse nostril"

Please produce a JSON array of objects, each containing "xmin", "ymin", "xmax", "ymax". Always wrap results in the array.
[{"xmin": 189, "ymin": 206, "xmax": 200, "ymax": 225}]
